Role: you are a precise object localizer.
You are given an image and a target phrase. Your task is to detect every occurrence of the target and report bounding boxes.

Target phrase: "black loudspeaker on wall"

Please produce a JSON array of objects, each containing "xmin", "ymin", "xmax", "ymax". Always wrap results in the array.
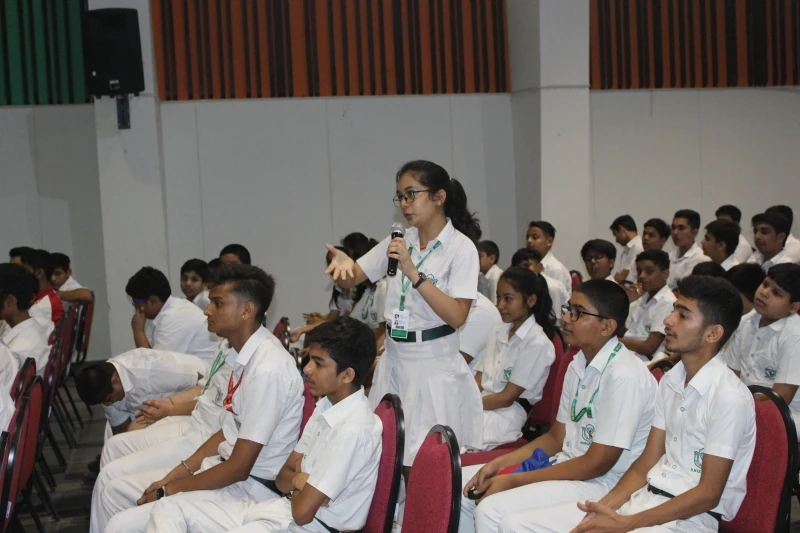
[{"xmin": 84, "ymin": 8, "xmax": 145, "ymax": 97}]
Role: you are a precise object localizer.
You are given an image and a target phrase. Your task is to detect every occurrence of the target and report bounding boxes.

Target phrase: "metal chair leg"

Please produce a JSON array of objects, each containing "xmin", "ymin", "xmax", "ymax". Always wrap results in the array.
[
  {"xmin": 53, "ymin": 401, "xmax": 77, "ymax": 449},
  {"xmin": 38, "ymin": 455, "xmax": 57, "ymax": 490},
  {"xmin": 55, "ymin": 391, "xmax": 76, "ymax": 432},
  {"xmin": 23, "ymin": 486, "xmax": 45, "ymax": 533},
  {"xmin": 32, "ymin": 471, "xmax": 59, "ymax": 521},
  {"xmin": 45, "ymin": 426, "xmax": 67, "ymax": 467},
  {"xmin": 62, "ymin": 384, "xmax": 85, "ymax": 428}
]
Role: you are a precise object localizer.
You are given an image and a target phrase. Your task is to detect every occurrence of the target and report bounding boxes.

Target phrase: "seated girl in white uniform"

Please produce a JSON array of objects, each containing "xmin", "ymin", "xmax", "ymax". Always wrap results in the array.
[{"xmin": 475, "ymin": 267, "xmax": 556, "ymax": 450}]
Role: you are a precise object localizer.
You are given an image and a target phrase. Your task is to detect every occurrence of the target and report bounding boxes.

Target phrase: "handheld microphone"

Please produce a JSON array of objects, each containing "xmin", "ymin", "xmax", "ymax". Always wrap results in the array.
[{"xmin": 387, "ymin": 223, "xmax": 406, "ymax": 277}]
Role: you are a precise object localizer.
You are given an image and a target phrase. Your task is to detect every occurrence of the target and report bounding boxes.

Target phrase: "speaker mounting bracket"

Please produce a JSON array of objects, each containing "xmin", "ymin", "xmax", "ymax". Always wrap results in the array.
[{"xmin": 115, "ymin": 95, "xmax": 131, "ymax": 130}]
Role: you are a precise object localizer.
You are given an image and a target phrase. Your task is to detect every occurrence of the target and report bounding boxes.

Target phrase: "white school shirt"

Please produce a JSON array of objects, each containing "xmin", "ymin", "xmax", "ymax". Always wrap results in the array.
[
  {"xmin": 475, "ymin": 315, "xmax": 555, "ymax": 405},
  {"xmin": 667, "ymin": 243, "xmax": 711, "ymax": 289},
  {"xmin": 720, "ymin": 255, "xmax": 740, "ymax": 271},
  {"xmin": 189, "ymin": 342, "xmax": 235, "ymax": 439},
  {"xmin": 554, "ymin": 338, "xmax": 656, "ymax": 482},
  {"xmin": 0, "ymin": 344, "xmax": 19, "ymax": 395},
  {"xmin": 624, "ymin": 285, "xmax": 677, "ymax": 362},
  {"xmin": 541, "ymin": 252, "xmax": 572, "ymax": 297},
  {"xmin": 357, "ymin": 219, "xmax": 479, "ymax": 331},
  {"xmin": 732, "ymin": 234, "xmax": 754, "ymax": 265},
  {"xmin": 59, "ymin": 275, "xmax": 83, "ymax": 291},
  {"xmin": 192, "ymin": 289, "xmax": 210, "ymax": 312},
  {"xmin": 784, "ymin": 234, "xmax": 800, "ymax": 263},
  {"xmin": 618, "ymin": 235, "xmax": 644, "ymax": 283},
  {"xmin": 151, "ymin": 295, "xmax": 219, "ymax": 365},
  {"xmin": 648, "ymin": 356, "xmax": 755, "ymax": 521},
  {"xmin": 294, "ymin": 390, "xmax": 382, "ymax": 531},
  {"xmin": 485, "ymin": 264, "xmax": 504, "ymax": 304},
  {"xmin": 29, "ymin": 296, "xmax": 56, "ymax": 336},
  {"xmin": 1, "ymin": 318, "xmax": 50, "ymax": 377},
  {"xmin": 746, "ymin": 248, "xmax": 794, "ymax": 271},
  {"xmin": 0, "ymin": 389, "xmax": 13, "ymax": 432},
  {"xmin": 726, "ymin": 310, "xmax": 800, "ymax": 427},
  {"xmin": 217, "ymin": 327, "xmax": 304, "ymax": 480},
  {"xmin": 329, "ymin": 288, "xmax": 354, "ymax": 313},
  {"xmin": 459, "ymin": 293, "xmax": 503, "ymax": 370},
  {"xmin": 103, "ymin": 349, "xmax": 206, "ymax": 428},
  {"xmin": 350, "ymin": 281, "xmax": 388, "ymax": 330},
  {"xmin": 540, "ymin": 272, "xmax": 569, "ymax": 328}
]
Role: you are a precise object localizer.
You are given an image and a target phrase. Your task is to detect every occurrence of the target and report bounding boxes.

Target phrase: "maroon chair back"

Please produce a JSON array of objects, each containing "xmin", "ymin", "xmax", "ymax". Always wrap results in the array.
[
  {"xmin": 363, "ymin": 394, "xmax": 405, "ymax": 533},
  {"xmin": 403, "ymin": 425, "xmax": 461, "ymax": 533},
  {"xmin": 527, "ymin": 332, "xmax": 566, "ymax": 426},
  {"xmin": 1, "ymin": 389, "xmax": 31, "ymax": 531},
  {"xmin": 721, "ymin": 386, "xmax": 796, "ymax": 533},
  {"xmin": 300, "ymin": 381, "xmax": 316, "ymax": 434},
  {"xmin": 10, "ymin": 359, "xmax": 36, "ymax": 402},
  {"xmin": 76, "ymin": 297, "xmax": 96, "ymax": 362},
  {"xmin": 650, "ymin": 367, "xmax": 665, "ymax": 383},
  {"xmin": 17, "ymin": 377, "xmax": 43, "ymax": 491}
]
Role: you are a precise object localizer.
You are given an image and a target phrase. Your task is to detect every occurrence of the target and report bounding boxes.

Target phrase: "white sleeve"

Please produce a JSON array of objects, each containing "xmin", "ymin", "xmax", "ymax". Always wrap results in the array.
[
  {"xmin": 306, "ymin": 424, "xmax": 381, "ymax": 501},
  {"xmin": 357, "ymin": 237, "xmax": 391, "ymax": 283},
  {"xmin": 103, "ymin": 403, "xmax": 131, "ymax": 428},
  {"xmin": 152, "ymin": 315, "xmax": 195, "ymax": 353},
  {"xmin": 459, "ymin": 309, "xmax": 494, "ymax": 359},
  {"xmin": 592, "ymin": 367, "xmax": 654, "ymax": 450},
  {"xmin": 705, "ymin": 388, "xmax": 755, "ymax": 460},
  {"xmin": 238, "ymin": 369, "xmax": 292, "ymax": 445},
  {"xmin": 651, "ymin": 380, "xmax": 666, "ymax": 430},
  {"xmin": 373, "ymin": 282, "xmax": 388, "ymax": 323},
  {"xmin": 775, "ymin": 330, "xmax": 800, "ymax": 386},
  {"xmin": 509, "ymin": 340, "xmax": 556, "ymax": 400},
  {"xmin": 148, "ymin": 361, "xmax": 201, "ymax": 395},
  {"xmin": 447, "ymin": 241, "xmax": 479, "ymax": 300}
]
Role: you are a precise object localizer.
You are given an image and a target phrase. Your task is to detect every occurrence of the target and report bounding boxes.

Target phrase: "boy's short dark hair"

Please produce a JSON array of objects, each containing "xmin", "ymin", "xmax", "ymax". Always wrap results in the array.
[
  {"xmin": 574, "ymin": 280, "xmax": 629, "ymax": 337},
  {"xmin": 726, "ymin": 263, "xmax": 766, "ymax": 304},
  {"xmin": 704, "ymin": 220, "xmax": 741, "ymax": 257},
  {"xmin": 752, "ymin": 212, "xmax": 791, "ymax": 239},
  {"xmin": 477, "ymin": 240, "xmax": 500, "ymax": 261},
  {"xmin": 766, "ymin": 205, "xmax": 794, "ymax": 228},
  {"xmin": 208, "ymin": 264, "xmax": 275, "ymax": 320},
  {"xmin": 511, "ymin": 248, "xmax": 543, "ymax": 268},
  {"xmin": 306, "ymin": 317, "xmax": 377, "ymax": 388},
  {"xmin": 610, "ymin": 215, "xmax": 637, "ymax": 233},
  {"xmin": 635, "ymin": 249, "xmax": 670, "ymax": 271},
  {"xmin": 767, "ymin": 264, "xmax": 800, "ymax": 303},
  {"xmin": 715, "ymin": 205, "xmax": 742, "ymax": 224},
  {"xmin": 580, "ymin": 239, "xmax": 617, "ymax": 261},
  {"xmin": 219, "ymin": 244, "xmax": 251, "ymax": 265},
  {"xmin": 691, "ymin": 262, "xmax": 727, "ymax": 278},
  {"xmin": 20, "ymin": 248, "xmax": 55, "ymax": 279},
  {"xmin": 676, "ymin": 275, "xmax": 743, "ymax": 347},
  {"xmin": 181, "ymin": 259, "xmax": 210, "ymax": 282},
  {"xmin": 529, "ymin": 221, "xmax": 556, "ymax": 239},
  {"xmin": 74, "ymin": 362, "xmax": 116, "ymax": 405},
  {"xmin": 49, "ymin": 252, "xmax": 71, "ymax": 272},
  {"xmin": 9, "ymin": 246, "xmax": 35, "ymax": 260},
  {"xmin": 673, "ymin": 209, "xmax": 702, "ymax": 231},
  {"xmin": 0, "ymin": 263, "xmax": 38, "ymax": 310},
  {"xmin": 643, "ymin": 218, "xmax": 671, "ymax": 240},
  {"xmin": 125, "ymin": 267, "xmax": 172, "ymax": 303}
]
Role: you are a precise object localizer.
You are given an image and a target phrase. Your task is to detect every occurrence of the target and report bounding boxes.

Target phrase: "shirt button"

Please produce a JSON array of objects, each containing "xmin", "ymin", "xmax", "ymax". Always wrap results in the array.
[
  {"xmin": 581, "ymin": 385, "xmax": 586, "ymax": 390},
  {"xmin": 673, "ymin": 437, "xmax": 677, "ymax": 442},
  {"xmin": 680, "ymin": 407, "xmax": 685, "ymax": 412},
  {"xmin": 662, "ymin": 473, "xmax": 666, "ymax": 477},
  {"xmin": 672, "ymin": 465, "xmax": 677, "ymax": 469}
]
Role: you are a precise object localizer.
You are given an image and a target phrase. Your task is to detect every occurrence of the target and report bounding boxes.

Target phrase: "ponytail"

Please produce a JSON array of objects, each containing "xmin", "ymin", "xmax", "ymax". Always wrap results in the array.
[
  {"xmin": 499, "ymin": 267, "xmax": 557, "ymax": 340},
  {"xmin": 396, "ymin": 160, "xmax": 482, "ymax": 243}
]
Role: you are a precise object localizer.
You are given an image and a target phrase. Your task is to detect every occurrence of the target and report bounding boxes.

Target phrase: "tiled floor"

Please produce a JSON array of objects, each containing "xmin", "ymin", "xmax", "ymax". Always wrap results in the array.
[{"xmin": 20, "ymin": 391, "xmax": 800, "ymax": 532}]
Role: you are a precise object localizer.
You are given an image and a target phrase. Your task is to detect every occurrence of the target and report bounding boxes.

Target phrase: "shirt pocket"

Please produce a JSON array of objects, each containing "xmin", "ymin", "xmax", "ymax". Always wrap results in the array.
[{"xmin": 749, "ymin": 345, "xmax": 778, "ymax": 383}]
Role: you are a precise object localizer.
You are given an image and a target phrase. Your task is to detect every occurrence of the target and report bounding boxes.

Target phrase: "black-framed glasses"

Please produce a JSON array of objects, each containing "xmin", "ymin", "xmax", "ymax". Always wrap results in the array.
[
  {"xmin": 561, "ymin": 304, "xmax": 610, "ymax": 323},
  {"xmin": 393, "ymin": 189, "xmax": 433, "ymax": 207}
]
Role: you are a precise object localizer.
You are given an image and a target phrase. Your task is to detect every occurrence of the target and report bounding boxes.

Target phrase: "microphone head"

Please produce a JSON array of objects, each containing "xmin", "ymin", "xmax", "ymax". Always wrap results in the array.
[{"xmin": 390, "ymin": 223, "xmax": 405, "ymax": 237}]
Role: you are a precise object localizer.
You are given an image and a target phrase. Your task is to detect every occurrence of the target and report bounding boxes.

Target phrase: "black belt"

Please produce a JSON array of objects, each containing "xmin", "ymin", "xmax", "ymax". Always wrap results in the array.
[
  {"xmin": 386, "ymin": 323, "xmax": 455, "ymax": 343},
  {"xmin": 516, "ymin": 398, "xmax": 532, "ymax": 414},
  {"xmin": 647, "ymin": 484, "xmax": 722, "ymax": 522},
  {"xmin": 220, "ymin": 459, "xmax": 281, "ymax": 496},
  {"xmin": 314, "ymin": 517, "xmax": 341, "ymax": 533}
]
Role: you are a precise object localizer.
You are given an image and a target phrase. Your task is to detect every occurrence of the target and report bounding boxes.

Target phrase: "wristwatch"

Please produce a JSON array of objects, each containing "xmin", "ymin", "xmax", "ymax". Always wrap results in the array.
[
  {"xmin": 156, "ymin": 486, "xmax": 167, "ymax": 500},
  {"xmin": 413, "ymin": 272, "xmax": 428, "ymax": 289}
]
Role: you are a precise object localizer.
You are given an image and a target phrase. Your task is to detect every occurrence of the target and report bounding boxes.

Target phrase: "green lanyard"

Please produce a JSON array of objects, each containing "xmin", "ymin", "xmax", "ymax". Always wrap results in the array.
[
  {"xmin": 202, "ymin": 347, "xmax": 227, "ymax": 393},
  {"xmin": 570, "ymin": 343, "xmax": 621, "ymax": 423},
  {"xmin": 361, "ymin": 291, "xmax": 374, "ymax": 320},
  {"xmin": 398, "ymin": 241, "xmax": 442, "ymax": 311}
]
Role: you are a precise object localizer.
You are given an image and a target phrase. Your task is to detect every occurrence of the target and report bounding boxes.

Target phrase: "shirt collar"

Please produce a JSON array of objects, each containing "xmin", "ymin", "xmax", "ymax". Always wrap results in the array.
[
  {"xmin": 765, "ymin": 249, "xmax": 788, "ymax": 265},
  {"xmin": 754, "ymin": 311, "xmax": 794, "ymax": 333},
  {"xmin": 626, "ymin": 235, "xmax": 642, "ymax": 250},
  {"xmin": 317, "ymin": 388, "xmax": 370, "ymax": 428},
  {"xmin": 499, "ymin": 315, "xmax": 538, "ymax": 344},
  {"xmin": 675, "ymin": 243, "xmax": 702, "ymax": 260},
  {"xmin": 230, "ymin": 326, "xmax": 270, "ymax": 367},
  {"xmin": 575, "ymin": 337, "xmax": 622, "ymax": 375},
  {"xmin": 665, "ymin": 354, "xmax": 726, "ymax": 396},
  {"xmin": 644, "ymin": 284, "xmax": 673, "ymax": 305},
  {"xmin": 406, "ymin": 218, "xmax": 456, "ymax": 252},
  {"xmin": 2, "ymin": 317, "xmax": 38, "ymax": 345}
]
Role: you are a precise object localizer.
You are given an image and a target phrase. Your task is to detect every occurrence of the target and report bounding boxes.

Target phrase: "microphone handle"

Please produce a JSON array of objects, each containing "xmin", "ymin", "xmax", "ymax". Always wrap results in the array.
[{"xmin": 387, "ymin": 230, "xmax": 404, "ymax": 277}]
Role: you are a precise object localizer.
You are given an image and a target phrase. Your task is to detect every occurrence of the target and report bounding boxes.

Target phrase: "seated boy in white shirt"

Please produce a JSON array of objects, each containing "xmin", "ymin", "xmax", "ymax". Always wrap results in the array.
[
  {"xmin": 726, "ymin": 263, "xmax": 766, "ymax": 316},
  {"xmin": 725, "ymin": 264, "xmax": 800, "ymax": 428},
  {"xmin": 580, "ymin": 239, "xmax": 617, "ymax": 282},
  {"xmin": 527, "ymin": 221, "xmax": 572, "ymax": 296},
  {"xmin": 668, "ymin": 210, "xmax": 711, "ymax": 289},
  {"xmin": 766, "ymin": 205, "xmax": 800, "ymax": 263},
  {"xmin": 180, "ymin": 259, "xmax": 210, "ymax": 311},
  {"xmin": 96, "ymin": 265, "xmax": 304, "ymax": 533},
  {"xmin": 459, "ymin": 280, "xmax": 656, "ymax": 533},
  {"xmin": 641, "ymin": 219, "xmax": 670, "ymax": 252},
  {"xmin": 20, "ymin": 248, "xmax": 64, "ymax": 330},
  {"xmin": 146, "ymin": 316, "xmax": 383, "ymax": 533},
  {"xmin": 478, "ymin": 240, "xmax": 504, "ymax": 304},
  {"xmin": 621, "ymin": 250, "xmax": 676, "ymax": 363},
  {"xmin": 747, "ymin": 211, "xmax": 795, "ymax": 271},
  {"xmin": 511, "ymin": 248, "xmax": 569, "ymax": 327},
  {"xmin": 702, "ymin": 220, "xmax": 741, "ymax": 271},
  {"xmin": 716, "ymin": 204, "xmax": 755, "ymax": 264},
  {"xmin": 126, "ymin": 266, "xmax": 219, "ymax": 365},
  {"xmin": 610, "ymin": 215, "xmax": 643, "ymax": 284},
  {"xmin": 50, "ymin": 252, "xmax": 94, "ymax": 303},
  {"xmin": 0, "ymin": 263, "xmax": 51, "ymax": 376},
  {"xmin": 559, "ymin": 276, "xmax": 755, "ymax": 533}
]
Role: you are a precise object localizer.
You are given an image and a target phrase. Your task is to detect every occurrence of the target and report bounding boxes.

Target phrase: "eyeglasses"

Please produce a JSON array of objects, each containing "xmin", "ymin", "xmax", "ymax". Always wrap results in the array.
[
  {"xmin": 561, "ymin": 304, "xmax": 610, "ymax": 323},
  {"xmin": 583, "ymin": 254, "xmax": 607, "ymax": 263},
  {"xmin": 393, "ymin": 189, "xmax": 433, "ymax": 207}
]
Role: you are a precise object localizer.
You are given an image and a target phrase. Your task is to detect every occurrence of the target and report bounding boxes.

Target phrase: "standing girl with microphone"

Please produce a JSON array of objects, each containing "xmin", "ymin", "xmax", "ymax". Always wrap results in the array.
[{"xmin": 325, "ymin": 160, "xmax": 484, "ymax": 468}]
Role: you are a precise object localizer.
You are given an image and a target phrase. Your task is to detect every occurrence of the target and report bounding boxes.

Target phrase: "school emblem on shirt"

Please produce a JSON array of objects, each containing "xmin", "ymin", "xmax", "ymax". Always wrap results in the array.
[
  {"xmin": 214, "ymin": 388, "xmax": 224, "ymax": 406},
  {"xmin": 502, "ymin": 367, "xmax": 512, "ymax": 383},
  {"xmin": 234, "ymin": 419, "xmax": 241, "ymax": 431},
  {"xmin": 644, "ymin": 325, "xmax": 651, "ymax": 334},
  {"xmin": 581, "ymin": 424, "xmax": 595, "ymax": 445},
  {"xmin": 764, "ymin": 367, "xmax": 778, "ymax": 381},
  {"xmin": 692, "ymin": 448, "xmax": 704, "ymax": 473},
  {"xmin": 428, "ymin": 275, "xmax": 439, "ymax": 287}
]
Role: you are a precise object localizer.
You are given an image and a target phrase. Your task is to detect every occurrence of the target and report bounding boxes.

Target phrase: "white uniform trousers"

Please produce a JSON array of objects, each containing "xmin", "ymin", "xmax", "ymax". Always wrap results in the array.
[
  {"xmin": 457, "ymin": 464, "xmax": 615, "ymax": 533},
  {"xmin": 504, "ymin": 487, "xmax": 718, "ymax": 533},
  {"xmin": 481, "ymin": 404, "xmax": 527, "ymax": 451},
  {"xmin": 146, "ymin": 496, "xmax": 331, "ymax": 533},
  {"xmin": 98, "ymin": 456, "xmax": 278, "ymax": 533},
  {"xmin": 369, "ymin": 334, "xmax": 483, "ymax": 466},
  {"xmin": 100, "ymin": 416, "xmax": 194, "ymax": 468}
]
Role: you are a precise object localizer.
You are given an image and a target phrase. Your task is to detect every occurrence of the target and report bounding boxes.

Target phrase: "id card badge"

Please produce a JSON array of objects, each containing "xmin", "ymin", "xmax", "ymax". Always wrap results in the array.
[{"xmin": 390, "ymin": 308, "xmax": 410, "ymax": 339}]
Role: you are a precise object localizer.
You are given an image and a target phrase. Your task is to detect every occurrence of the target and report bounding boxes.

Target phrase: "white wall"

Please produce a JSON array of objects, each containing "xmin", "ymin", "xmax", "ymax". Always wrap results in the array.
[
  {"xmin": 0, "ymin": 105, "xmax": 111, "ymax": 360},
  {"xmin": 160, "ymin": 94, "xmax": 517, "ymax": 330},
  {"xmin": 590, "ymin": 88, "xmax": 800, "ymax": 261}
]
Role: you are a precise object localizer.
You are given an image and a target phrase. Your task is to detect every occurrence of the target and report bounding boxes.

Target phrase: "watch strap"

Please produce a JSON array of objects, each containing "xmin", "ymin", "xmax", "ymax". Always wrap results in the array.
[{"xmin": 413, "ymin": 273, "xmax": 427, "ymax": 289}]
